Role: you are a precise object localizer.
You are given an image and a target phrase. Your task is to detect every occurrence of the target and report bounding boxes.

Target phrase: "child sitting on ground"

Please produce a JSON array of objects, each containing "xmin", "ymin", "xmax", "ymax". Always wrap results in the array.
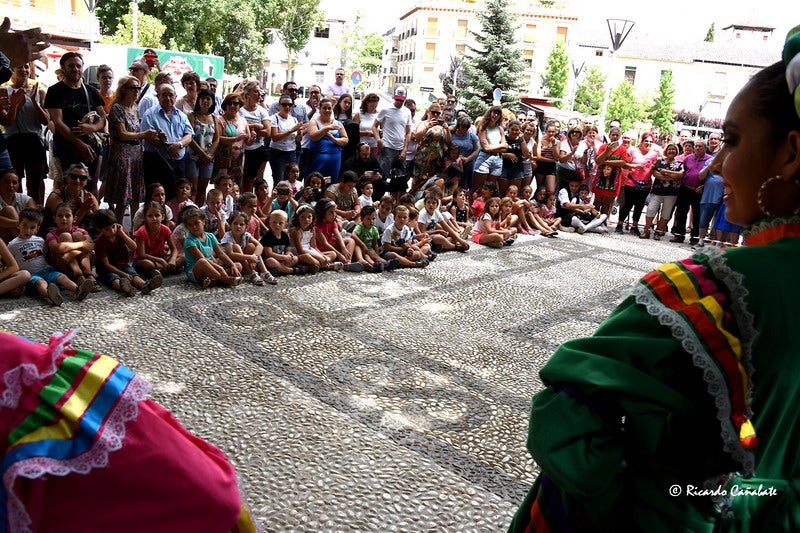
[
  {"xmin": 0, "ymin": 239, "xmax": 29, "ymax": 298},
  {"xmin": 183, "ymin": 206, "xmax": 242, "ymax": 288},
  {"xmin": 314, "ymin": 199, "xmax": 363, "ymax": 271},
  {"xmin": 350, "ymin": 205, "xmax": 396, "ymax": 272},
  {"xmin": 45, "ymin": 202, "xmax": 100, "ymax": 292},
  {"xmin": 133, "ymin": 201, "xmax": 182, "ymax": 278},
  {"xmin": 448, "ymin": 187, "xmax": 472, "ymax": 238},
  {"xmin": 472, "ymin": 197, "xmax": 516, "ymax": 248},
  {"xmin": 165, "ymin": 178, "xmax": 196, "ymax": 222},
  {"xmin": 418, "ymin": 192, "xmax": 470, "ymax": 252},
  {"xmin": 220, "ymin": 210, "xmax": 276, "ymax": 285},
  {"xmin": 358, "ymin": 181, "xmax": 374, "ymax": 208},
  {"xmin": 539, "ymin": 193, "xmax": 562, "ymax": 234},
  {"xmin": 267, "ymin": 181, "xmax": 298, "ymax": 222},
  {"xmin": 201, "ymin": 188, "xmax": 227, "ymax": 240},
  {"xmin": 237, "ymin": 192, "xmax": 267, "ymax": 241},
  {"xmin": 296, "ymin": 172, "xmax": 325, "ymax": 207},
  {"xmin": 253, "ymin": 177, "xmax": 271, "ymax": 223},
  {"xmin": 506, "ymin": 185, "xmax": 536, "ymax": 234},
  {"xmin": 260, "ymin": 209, "xmax": 306, "ymax": 276},
  {"xmin": 9, "ymin": 208, "xmax": 93, "ymax": 305},
  {"xmin": 215, "ymin": 175, "xmax": 236, "ymax": 216},
  {"xmin": 132, "ymin": 182, "xmax": 175, "ymax": 231},
  {"xmin": 375, "ymin": 194, "xmax": 395, "ymax": 235},
  {"xmin": 288, "ymin": 204, "xmax": 341, "ymax": 272},
  {"xmin": 92, "ymin": 209, "xmax": 160, "ymax": 296},
  {"xmin": 381, "ymin": 205, "xmax": 429, "ymax": 268}
]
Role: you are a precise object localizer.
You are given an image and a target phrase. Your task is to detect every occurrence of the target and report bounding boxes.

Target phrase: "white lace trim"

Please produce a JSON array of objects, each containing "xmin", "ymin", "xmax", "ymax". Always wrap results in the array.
[
  {"xmin": 742, "ymin": 215, "xmax": 800, "ymax": 240},
  {"xmin": 704, "ymin": 248, "xmax": 757, "ymax": 416},
  {"xmin": 1, "ymin": 330, "xmax": 78, "ymax": 410},
  {"xmin": 630, "ymin": 281, "xmax": 755, "ymax": 476},
  {"xmin": 3, "ymin": 374, "xmax": 151, "ymax": 533}
]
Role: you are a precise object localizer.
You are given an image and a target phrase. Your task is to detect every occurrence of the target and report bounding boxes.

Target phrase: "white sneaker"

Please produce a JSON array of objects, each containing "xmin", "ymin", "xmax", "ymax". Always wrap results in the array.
[{"xmin": 330, "ymin": 261, "xmax": 344, "ymax": 272}]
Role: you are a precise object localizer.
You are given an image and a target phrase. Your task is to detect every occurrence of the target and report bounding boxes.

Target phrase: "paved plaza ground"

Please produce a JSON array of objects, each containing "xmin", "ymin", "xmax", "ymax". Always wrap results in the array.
[{"xmin": 0, "ymin": 230, "xmax": 693, "ymax": 532}]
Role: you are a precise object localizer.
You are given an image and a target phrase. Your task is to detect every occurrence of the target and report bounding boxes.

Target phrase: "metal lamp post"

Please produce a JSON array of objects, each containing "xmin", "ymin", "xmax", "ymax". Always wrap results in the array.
[
  {"xmin": 600, "ymin": 18, "xmax": 635, "ymax": 130},
  {"xmin": 570, "ymin": 60, "xmax": 585, "ymax": 112}
]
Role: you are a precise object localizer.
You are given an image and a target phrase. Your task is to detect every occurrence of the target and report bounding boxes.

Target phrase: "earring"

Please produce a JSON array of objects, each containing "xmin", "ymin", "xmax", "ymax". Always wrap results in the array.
[{"xmin": 757, "ymin": 175, "xmax": 800, "ymax": 217}]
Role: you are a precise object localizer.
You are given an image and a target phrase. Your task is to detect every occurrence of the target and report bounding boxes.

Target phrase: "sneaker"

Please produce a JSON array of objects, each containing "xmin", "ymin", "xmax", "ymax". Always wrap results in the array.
[
  {"xmin": 416, "ymin": 258, "xmax": 430, "ymax": 268},
  {"xmin": 384, "ymin": 258, "xmax": 399, "ymax": 271},
  {"xmin": 614, "ymin": 225, "xmax": 624, "ymax": 234},
  {"xmin": 503, "ymin": 238, "xmax": 515, "ymax": 246},
  {"xmin": 689, "ymin": 237, "xmax": 700, "ymax": 246},
  {"xmin": 307, "ymin": 264, "xmax": 321, "ymax": 274},
  {"xmin": 343, "ymin": 262, "xmax": 365, "ymax": 272},
  {"xmin": 485, "ymin": 240, "xmax": 503, "ymax": 248},
  {"xmin": 427, "ymin": 251, "xmax": 438, "ymax": 261},
  {"xmin": 119, "ymin": 278, "xmax": 136, "ymax": 297},
  {"xmin": 372, "ymin": 262, "xmax": 384, "ymax": 273},
  {"xmin": 630, "ymin": 226, "xmax": 641, "ymax": 236},
  {"xmin": 292, "ymin": 265, "xmax": 309, "ymax": 275},
  {"xmin": 669, "ymin": 235, "xmax": 685, "ymax": 243},
  {"xmin": 330, "ymin": 261, "xmax": 344, "ymax": 272},
  {"xmin": 141, "ymin": 271, "xmax": 164, "ymax": 295},
  {"xmin": 454, "ymin": 241, "xmax": 470, "ymax": 252},
  {"xmin": 576, "ymin": 225, "xmax": 586, "ymax": 235},
  {"xmin": 75, "ymin": 279, "xmax": 93, "ymax": 301},
  {"xmin": 560, "ymin": 224, "xmax": 576, "ymax": 233},
  {"xmin": 47, "ymin": 283, "xmax": 63, "ymax": 306}
]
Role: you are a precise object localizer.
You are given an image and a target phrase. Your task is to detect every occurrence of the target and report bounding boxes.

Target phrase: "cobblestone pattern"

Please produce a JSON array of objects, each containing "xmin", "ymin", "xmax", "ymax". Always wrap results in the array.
[{"xmin": 0, "ymin": 232, "xmax": 691, "ymax": 532}]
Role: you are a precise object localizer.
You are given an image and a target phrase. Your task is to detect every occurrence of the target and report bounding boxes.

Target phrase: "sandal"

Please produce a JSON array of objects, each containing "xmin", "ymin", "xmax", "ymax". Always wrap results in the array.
[{"xmin": 83, "ymin": 271, "xmax": 102, "ymax": 292}]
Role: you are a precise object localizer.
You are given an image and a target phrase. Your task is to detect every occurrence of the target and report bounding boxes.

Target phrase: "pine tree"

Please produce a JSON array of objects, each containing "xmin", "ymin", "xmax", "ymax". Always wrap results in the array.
[
  {"xmin": 460, "ymin": 0, "xmax": 526, "ymax": 117},
  {"xmin": 648, "ymin": 70, "xmax": 676, "ymax": 133},
  {"xmin": 573, "ymin": 65, "xmax": 605, "ymax": 117},
  {"xmin": 705, "ymin": 23, "xmax": 715, "ymax": 42},
  {"xmin": 542, "ymin": 43, "xmax": 569, "ymax": 108},
  {"xmin": 606, "ymin": 80, "xmax": 644, "ymax": 133}
]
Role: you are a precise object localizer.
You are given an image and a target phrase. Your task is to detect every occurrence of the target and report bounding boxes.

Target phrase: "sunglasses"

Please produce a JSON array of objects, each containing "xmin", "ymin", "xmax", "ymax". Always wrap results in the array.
[
  {"xmin": 68, "ymin": 173, "xmax": 89, "ymax": 181},
  {"xmin": 280, "ymin": 102, "xmax": 292, "ymax": 107},
  {"xmin": 127, "ymin": 85, "xmax": 142, "ymax": 92},
  {"xmin": 287, "ymin": 88, "xmax": 299, "ymax": 92},
  {"xmin": 128, "ymin": 67, "xmax": 144, "ymax": 72},
  {"xmin": 309, "ymin": 91, "xmax": 320, "ymax": 95},
  {"xmin": 430, "ymin": 111, "xmax": 441, "ymax": 116}
]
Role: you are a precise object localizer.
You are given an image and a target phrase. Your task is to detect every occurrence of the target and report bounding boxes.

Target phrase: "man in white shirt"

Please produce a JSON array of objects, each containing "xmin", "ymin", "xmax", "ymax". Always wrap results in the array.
[{"xmin": 373, "ymin": 87, "xmax": 412, "ymax": 196}]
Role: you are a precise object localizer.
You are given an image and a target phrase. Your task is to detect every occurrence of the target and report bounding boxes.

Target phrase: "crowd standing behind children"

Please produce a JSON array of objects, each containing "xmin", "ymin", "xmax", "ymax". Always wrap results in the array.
[{"xmin": 0, "ymin": 68, "xmax": 739, "ymax": 305}]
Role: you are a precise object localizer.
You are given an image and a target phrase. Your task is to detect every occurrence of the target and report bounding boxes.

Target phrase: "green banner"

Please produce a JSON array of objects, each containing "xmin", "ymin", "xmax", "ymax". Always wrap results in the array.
[{"xmin": 126, "ymin": 47, "xmax": 225, "ymax": 80}]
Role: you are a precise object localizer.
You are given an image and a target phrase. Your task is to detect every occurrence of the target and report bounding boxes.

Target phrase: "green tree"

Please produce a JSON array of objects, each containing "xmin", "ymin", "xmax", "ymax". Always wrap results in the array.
[
  {"xmin": 542, "ymin": 43, "xmax": 569, "ymax": 108},
  {"xmin": 606, "ymin": 80, "xmax": 644, "ymax": 132},
  {"xmin": 705, "ymin": 23, "xmax": 715, "ymax": 42},
  {"xmin": 101, "ymin": 11, "xmax": 166, "ymax": 48},
  {"xmin": 648, "ymin": 69, "xmax": 676, "ymax": 133},
  {"xmin": 264, "ymin": 0, "xmax": 323, "ymax": 79},
  {"xmin": 334, "ymin": 15, "xmax": 383, "ymax": 76},
  {"xmin": 573, "ymin": 64, "xmax": 605, "ymax": 117},
  {"xmin": 459, "ymin": 0, "xmax": 526, "ymax": 117},
  {"xmin": 202, "ymin": 0, "xmax": 263, "ymax": 76}
]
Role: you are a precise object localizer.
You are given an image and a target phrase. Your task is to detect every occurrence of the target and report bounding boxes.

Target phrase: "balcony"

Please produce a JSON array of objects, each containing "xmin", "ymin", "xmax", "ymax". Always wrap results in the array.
[{"xmin": 2, "ymin": 0, "xmax": 99, "ymax": 44}]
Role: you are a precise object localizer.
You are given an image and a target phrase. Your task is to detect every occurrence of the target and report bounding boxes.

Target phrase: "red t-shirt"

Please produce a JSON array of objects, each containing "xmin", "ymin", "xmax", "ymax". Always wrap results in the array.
[{"xmin": 133, "ymin": 224, "xmax": 172, "ymax": 259}]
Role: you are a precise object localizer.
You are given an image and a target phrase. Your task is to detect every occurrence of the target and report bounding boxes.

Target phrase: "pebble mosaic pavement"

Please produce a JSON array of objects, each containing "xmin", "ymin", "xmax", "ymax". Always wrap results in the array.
[{"xmin": 0, "ymin": 231, "xmax": 692, "ymax": 532}]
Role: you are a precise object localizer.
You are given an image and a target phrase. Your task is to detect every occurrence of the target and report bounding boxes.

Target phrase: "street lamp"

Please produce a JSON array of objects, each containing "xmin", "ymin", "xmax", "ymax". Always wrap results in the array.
[
  {"xmin": 695, "ymin": 100, "xmax": 709, "ymax": 136},
  {"xmin": 570, "ymin": 60, "xmax": 585, "ymax": 112},
  {"xmin": 600, "ymin": 18, "xmax": 635, "ymax": 129}
]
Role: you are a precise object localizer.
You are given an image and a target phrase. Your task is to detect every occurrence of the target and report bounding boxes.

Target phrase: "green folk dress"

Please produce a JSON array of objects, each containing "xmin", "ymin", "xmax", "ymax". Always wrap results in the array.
[{"xmin": 510, "ymin": 216, "xmax": 800, "ymax": 532}]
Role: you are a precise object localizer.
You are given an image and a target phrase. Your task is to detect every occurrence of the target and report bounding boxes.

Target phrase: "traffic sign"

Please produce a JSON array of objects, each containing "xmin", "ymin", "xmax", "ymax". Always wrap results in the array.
[{"xmin": 350, "ymin": 70, "xmax": 363, "ymax": 86}]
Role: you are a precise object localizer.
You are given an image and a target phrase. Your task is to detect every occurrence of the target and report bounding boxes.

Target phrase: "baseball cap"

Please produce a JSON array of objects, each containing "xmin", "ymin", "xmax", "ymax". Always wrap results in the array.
[{"xmin": 394, "ymin": 87, "xmax": 407, "ymax": 101}]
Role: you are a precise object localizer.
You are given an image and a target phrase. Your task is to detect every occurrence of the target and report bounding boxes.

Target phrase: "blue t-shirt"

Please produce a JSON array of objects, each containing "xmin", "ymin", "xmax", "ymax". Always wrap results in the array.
[
  {"xmin": 184, "ymin": 231, "xmax": 218, "ymax": 273},
  {"xmin": 451, "ymin": 129, "xmax": 479, "ymax": 158}
]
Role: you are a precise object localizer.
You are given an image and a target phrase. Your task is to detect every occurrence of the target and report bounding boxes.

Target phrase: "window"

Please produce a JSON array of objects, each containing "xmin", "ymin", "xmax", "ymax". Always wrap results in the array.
[
  {"xmin": 425, "ymin": 42, "xmax": 436, "ymax": 61},
  {"xmin": 455, "ymin": 43, "xmax": 466, "ymax": 54},
  {"xmin": 314, "ymin": 26, "xmax": 329, "ymax": 38},
  {"xmin": 624, "ymin": 66, "xmax": 636, "ymax": 85},
  {"xmin": 523, "ymin": 49, "xmax": 534, "ymax": 69},
  {"xmin": 315, "ymin": 71, "xmax": 324, "ymax": 84},
  {"xmin": 710, "ymin": 71, "xmax": 727, "ymax": 96},
  {"xmin": 595, "ymin": 49, "xmax": 604, "ymax": 57},
  {"xmin": 556, "ymin": 26, "xmax": 568, "ymax": 45},
  {"xmin": 457, "ymin": 19, "xmax": 468, "ymax": 39},
  {"xmin": 427, "ymin": 17, "xmax": 438, "ymax": 36},
  {"xmin": 424, "ymin": 67, "xmax": 434, "ymax": 73},
  {"xmin": 523, "ymin": 24, "xmax": 537, "ymax": 43}
]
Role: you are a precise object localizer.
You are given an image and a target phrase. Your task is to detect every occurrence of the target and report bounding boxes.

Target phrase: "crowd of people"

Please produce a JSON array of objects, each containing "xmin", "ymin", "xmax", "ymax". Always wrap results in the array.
[{"xmin": 0, "ymin": 43, "xmax": 741, "ymax": 306}]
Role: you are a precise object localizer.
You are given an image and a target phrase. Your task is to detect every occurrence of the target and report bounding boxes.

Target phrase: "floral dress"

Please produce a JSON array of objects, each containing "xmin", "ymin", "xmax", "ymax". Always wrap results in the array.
[
  {"xmin": 105, "ymin": 103, "xmax": 144, "ymax": 206},
  {"xmin": 214, "ymin": 115, "xmax": 247, "ymax": 184},
  {"xmin": 413, "ymin": 125, "xmax": 447, "ymax": 178}
]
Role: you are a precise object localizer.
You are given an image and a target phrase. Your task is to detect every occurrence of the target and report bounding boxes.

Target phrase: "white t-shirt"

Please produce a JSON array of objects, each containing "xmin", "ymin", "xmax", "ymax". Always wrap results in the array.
[
  {"xmin": 8, "ymin": 235, "xmax": 50, "ymax": 273},
  {"xmin": 418, "ymin": 208, "xmax": 444, "ymax": 232},
  {"xmin": 375, "ymin": 212, "xmax": 394, "ymax": 235},
  {"xmin": 358, "ymin": 194, "xmax": 374, "ymax": 209},
  {"xmin": 381, "ymin": 223, "xmax": 412, "ymax": 246},
  {"xmin": 358, "ymin": 111, "xmax": 378, "ymax": 148},
  {"xmin": 269, "ymin": 113, "xmax": 299, "ymax": 152},
  {"xmin": 375, "ymin": 105, "xmax": 411, "ymax": 151},
  {"xmin": 239, "ymin": 106, "xmax": 271, "ymax": 150},
  {"xmin": 557, "ymin": 139, "xmax": 587, "ymax": 171}
]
